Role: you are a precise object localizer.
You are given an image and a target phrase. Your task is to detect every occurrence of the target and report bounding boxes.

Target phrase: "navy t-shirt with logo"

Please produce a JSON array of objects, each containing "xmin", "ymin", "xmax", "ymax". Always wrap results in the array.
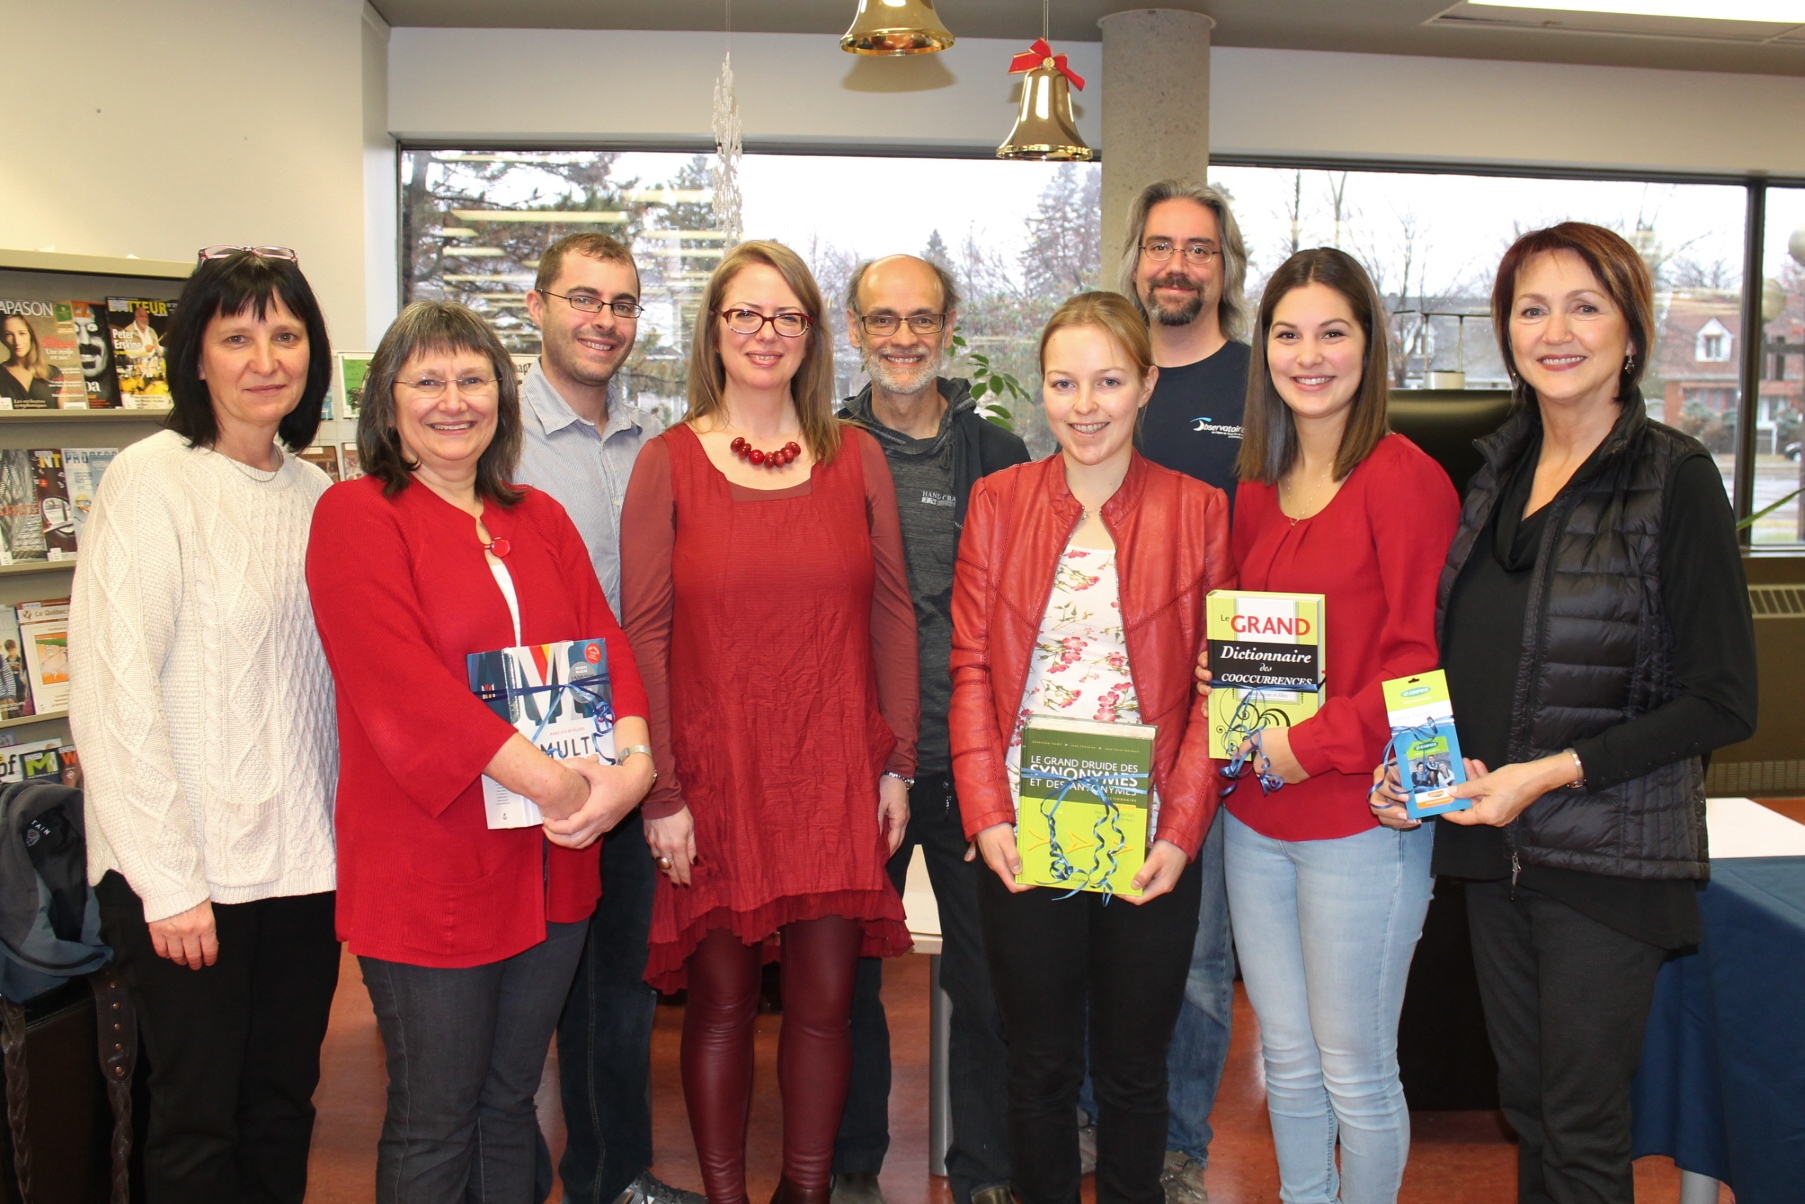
[{"xmin": 1137, "ymin": 340, "xmax": 1252, "ymax": 509}]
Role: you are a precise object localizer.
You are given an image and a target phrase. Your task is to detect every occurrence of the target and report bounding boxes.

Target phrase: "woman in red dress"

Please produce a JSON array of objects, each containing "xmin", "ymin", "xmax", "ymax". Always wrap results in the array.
[{"xmin": 620, "ymin": 240, "xmax": 919, "ymax": 1204}]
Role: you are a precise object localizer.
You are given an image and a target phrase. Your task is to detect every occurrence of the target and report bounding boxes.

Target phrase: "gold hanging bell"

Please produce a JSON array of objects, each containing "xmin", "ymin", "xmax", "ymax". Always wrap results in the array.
[
  {"xmin": 840, "ymin": 0, "xmax": 955, "ymax": 55},
  {"xmin": 997, "ymin": 64, "xmax": 1092, "ymax": 161}
]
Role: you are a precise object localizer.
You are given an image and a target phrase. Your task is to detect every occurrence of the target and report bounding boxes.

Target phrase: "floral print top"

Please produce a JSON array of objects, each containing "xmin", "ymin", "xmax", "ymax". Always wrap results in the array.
[{"xmin": 1006, "ymin": 543, "xmax": 1160, "ymax": 830}]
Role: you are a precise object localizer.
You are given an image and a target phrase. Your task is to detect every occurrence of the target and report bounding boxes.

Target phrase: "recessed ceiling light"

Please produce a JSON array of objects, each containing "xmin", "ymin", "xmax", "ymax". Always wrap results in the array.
[{"xmin": 1472, "ymin": 0, "xmax": 1805, "ymax": 20}]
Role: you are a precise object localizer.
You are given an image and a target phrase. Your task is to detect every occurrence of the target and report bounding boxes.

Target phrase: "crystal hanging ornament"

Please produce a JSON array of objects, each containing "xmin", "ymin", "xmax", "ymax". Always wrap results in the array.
[{"xmin": 711, "ymin": 6, "xmax": 744, "ymax": 242}]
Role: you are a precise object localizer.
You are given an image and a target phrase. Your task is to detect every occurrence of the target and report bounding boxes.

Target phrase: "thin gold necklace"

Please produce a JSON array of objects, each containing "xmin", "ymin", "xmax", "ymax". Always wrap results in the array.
[{"xmin": 1283, "ymin": 470, "xmax": 1334, "ymax": 525}]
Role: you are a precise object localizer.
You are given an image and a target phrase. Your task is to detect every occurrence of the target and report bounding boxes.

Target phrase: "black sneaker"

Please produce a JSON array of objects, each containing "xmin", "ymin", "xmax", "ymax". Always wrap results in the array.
[{"xmin": 611, "ymin": 1173, "xmax": 706, "ymax": 1204}]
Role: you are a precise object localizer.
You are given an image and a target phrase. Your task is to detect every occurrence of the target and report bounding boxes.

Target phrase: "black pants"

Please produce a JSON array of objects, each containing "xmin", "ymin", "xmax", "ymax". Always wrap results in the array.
[
  {"xmin": 555, "ymin": 809, "xmax": 660, "ymax": 1202},
  {"xmin": 978, "ymin": 855, "xmax": 1202, "ymax": 1204},
  {"xmin": 95, "ymin": 873, "xmax": 340, "ymax": 1204},
  {"xmin": 834, "ymin": 775, "xmax": 1012, "ymax": 1202},
  {"xmin": 1465, "ymin": 881, "xmax": 1668, "ymax": 1204}
]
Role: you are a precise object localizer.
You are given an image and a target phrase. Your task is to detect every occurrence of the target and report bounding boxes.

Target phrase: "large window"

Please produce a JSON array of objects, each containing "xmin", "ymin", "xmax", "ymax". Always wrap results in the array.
[
  {"xmin": 1755, "ymin": 187, "xmax": 1805, "ymax": 545},
  {"xmin": 402, "ymin": 149, "xmax": 1101, "ymax": 453},
  {"xmin": 400, "ymin": 148, "xmax": 1802, "ymax": 544}
]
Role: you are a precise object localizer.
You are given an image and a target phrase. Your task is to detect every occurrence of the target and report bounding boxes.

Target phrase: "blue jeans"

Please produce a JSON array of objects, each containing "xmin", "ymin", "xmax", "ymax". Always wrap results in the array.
[
  {"xmin": 361, "ymin": 921, "xmax": 589, "ymax": 1204},
  {"xmin": 555, "ymin": 810, "xmax": 660, "ymax": 1203},
  {"xmin": 1223, "ymin": 812, "xmax": 1434, "ymax": 1204},
  {"xmin": 1164, "ymin": 813, "xmax": 1234, "ymax": 1163}
]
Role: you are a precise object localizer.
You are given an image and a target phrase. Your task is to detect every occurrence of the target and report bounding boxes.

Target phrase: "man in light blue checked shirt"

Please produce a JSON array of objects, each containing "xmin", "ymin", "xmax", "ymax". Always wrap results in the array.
[{"xmin": 516, "ymin": 233, "xmax": 696, "ymax": 1204}]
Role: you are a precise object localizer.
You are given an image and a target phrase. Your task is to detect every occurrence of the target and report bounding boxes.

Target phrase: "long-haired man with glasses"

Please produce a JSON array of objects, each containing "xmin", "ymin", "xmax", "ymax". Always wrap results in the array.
[
  {"xmin": 830, "ymin": 255, "xmax": 1028, "ymax": 1204},
  {"xmin": 517, "ymin": 233, "xmax": 700, "ymax": 1204},
  {"xmin": 1120, "ymin": 180, "xmax": 1252, "ymax": 1204}
]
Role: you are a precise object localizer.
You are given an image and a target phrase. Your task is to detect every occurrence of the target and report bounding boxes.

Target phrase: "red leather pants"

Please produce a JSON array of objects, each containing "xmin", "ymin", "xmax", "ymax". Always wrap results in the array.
[{"xmin": 681, "ymin": 917, "xmax": 863, "ymax": 1204}]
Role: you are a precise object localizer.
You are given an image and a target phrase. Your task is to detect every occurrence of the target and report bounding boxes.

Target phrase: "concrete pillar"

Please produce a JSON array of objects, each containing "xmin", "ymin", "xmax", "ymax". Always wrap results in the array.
[{"xmin": 1097, "ymin": 9, "xmax": 1214, "ymax": 283}]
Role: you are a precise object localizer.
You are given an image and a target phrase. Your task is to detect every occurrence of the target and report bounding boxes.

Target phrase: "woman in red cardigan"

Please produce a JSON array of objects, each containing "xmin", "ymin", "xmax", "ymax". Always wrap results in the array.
[
  {"xmin": 619, "ymin": 240, "xmax": 917, "ymax": 1204},
  {"xmin": 307, "ymin": 301, "xmax": 653, "ymax": 1204},
  {"xmin": 1201, "ymin": 249, "xmax": 1457, "ymax": 1204},
  {"xmin": 950, "ymin": 291, "xmax": 1234, "ymax": 1204}
]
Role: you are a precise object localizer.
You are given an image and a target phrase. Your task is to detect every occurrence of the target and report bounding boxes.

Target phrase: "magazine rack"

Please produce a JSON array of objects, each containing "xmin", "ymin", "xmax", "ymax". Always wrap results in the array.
[{"xmin": 0, "ymin": 250, "xmax": 190, "ymax": 741}]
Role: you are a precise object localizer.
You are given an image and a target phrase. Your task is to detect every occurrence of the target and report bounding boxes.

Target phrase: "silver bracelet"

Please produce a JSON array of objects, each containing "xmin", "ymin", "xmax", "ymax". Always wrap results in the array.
[
  {"xmin": 1564, "ymin": 747, "xmax": 1585, "ymax": 789},
  {"xmin": 883, "ymin": 770, "xmax": 915, "ymax": 788}
]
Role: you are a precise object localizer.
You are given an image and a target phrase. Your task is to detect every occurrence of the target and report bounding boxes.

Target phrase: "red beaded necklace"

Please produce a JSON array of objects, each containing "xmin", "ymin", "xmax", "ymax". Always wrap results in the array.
[{"xmin": 730, "ymin": 436, "xmax": 802, "ymax": 467}]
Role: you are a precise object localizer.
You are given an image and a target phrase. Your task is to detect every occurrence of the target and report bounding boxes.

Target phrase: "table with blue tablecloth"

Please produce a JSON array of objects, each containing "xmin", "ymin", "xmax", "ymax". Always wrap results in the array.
[{"xmin": 1631, "ymin": 801, "xmax": 1805, "ymax": 1204}]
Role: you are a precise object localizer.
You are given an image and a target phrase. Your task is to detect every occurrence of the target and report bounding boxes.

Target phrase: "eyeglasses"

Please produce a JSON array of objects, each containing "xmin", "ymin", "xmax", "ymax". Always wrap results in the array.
[
  {"xmin": 719, "ymin": 309, "xmax": 812, "ymax": 338},
  {"xmin": 1140, "ymin": 240, "xmax": 1222, "ymax": 265},
  {"xmin": 197, "ymin": 245, "xmax": 299, "ymax": 264},
  {"xmin": 855, "ymin": 312, "xmax": 948, "ymax": 336},
  {"xmin": 398, "ymin": 375, "xmax": 499, "ymax": 399},
  {"xmin": 541, "ymin": 290, "xmax": 644, "ymax": 319}
]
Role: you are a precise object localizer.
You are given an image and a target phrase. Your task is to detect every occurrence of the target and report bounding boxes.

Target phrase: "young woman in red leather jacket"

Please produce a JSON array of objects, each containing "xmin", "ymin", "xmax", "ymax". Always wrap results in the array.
[{"xmin": 948, "ymin": 291, "xmax": 1234, "ymax": 1204}]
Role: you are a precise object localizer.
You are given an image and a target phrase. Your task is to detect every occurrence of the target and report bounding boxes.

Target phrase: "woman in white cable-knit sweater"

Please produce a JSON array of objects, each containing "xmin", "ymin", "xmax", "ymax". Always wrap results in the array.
[{"xmin": 68, "ymin": 248, "xmax": 341, "ymax": 1204}]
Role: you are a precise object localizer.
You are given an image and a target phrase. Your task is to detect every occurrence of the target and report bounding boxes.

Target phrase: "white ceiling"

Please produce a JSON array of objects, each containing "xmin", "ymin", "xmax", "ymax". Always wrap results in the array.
[{"xmin": 367, "ymin": 1, "xmax": 1805, "ymax": 75}]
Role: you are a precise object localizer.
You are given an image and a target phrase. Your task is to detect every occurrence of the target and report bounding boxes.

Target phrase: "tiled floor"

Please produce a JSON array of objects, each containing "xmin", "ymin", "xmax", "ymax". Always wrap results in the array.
[{"xmin": 302, "ymin": 950, "xmax": 1723, "ymax": 1203}]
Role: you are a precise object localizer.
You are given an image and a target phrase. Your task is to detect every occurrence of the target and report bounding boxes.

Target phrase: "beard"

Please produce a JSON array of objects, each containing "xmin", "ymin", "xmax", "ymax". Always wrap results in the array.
[
  {"xmin": 1145, "ymin": 272, "xmax": 1207, "ymax": 327},
  {"xmin": 862, "ymin": 341, "xmax": 946, "ymax": 397}
]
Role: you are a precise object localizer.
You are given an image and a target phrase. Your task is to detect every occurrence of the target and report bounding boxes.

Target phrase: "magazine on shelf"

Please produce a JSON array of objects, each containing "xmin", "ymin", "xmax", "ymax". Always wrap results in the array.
[
  {"xmin": 1015, "ymin": 715, "xmax": 1155, "ymax": 897},
  {"xmin": 106, "ymin": 297, "xmax": 176, "ymax": 408},
  {"xmin": 0, "ymin": 299, "xmax": 85, "ymax": 409},
  {"xmin": 334, "ymin": 353, "xmax": 373, "ymax": 418},
  {"xmin": 55, "ymin": 745, "xmax": 81, "ymax": 790},
  {"xmin": 0, "ymin": 605, "xmax": 34, "ymax": 721},
  {"xmin": 0, "ymin": 739, "xmax": 63, "ymax": 785},
  {"xmin": 31, "ymin": 450, "xmax": 76, "ymax": 559},
  {"xmin": 468, "ymin": 636, "xmax": 615, "ymax": 829},
  {"xmin": 297, "ymin": 444, "xmax": 342, "ymax": 482},
  {"xmin": 67, "ymin": 301, "xmax": 120, "ymax": 407},
  {"xmin": 1381, "ymin": 671, "xmax": 1471, "ymax": 819},
  {"xmin": 16, "ymin": 598, "xmax": 70, "ymax": 714},
  {"xmin": 339, "ymin": 442, "xmax": 362, "ymax": 479},
  {"xmin": 62, "ymin": 447, "xmax": 117, "ymax": 546},
  {"xmin": 1205, "ymin": 590, "xmax": 1326, "ymax": 760},
  {"xmin": 0, "ymin": 449, "xmax": 46, "ymax": 564}
]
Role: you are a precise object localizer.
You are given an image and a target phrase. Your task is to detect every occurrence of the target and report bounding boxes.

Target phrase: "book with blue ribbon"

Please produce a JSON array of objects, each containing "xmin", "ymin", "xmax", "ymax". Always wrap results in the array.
[
  {"xmin": 1381, "ymin": 670, "xmax": 1470, "ymax": 819},
  {"xmin": 1015, "ymin": 715, "xmax": 1155, "ymax": 898},
  {"xmin": 1205, "ymin": 590, "xmax": 1325, "ymax": 760},
  {"xmin": 468, "ymin": 637, "xmax": 616, "ymax": 830}
]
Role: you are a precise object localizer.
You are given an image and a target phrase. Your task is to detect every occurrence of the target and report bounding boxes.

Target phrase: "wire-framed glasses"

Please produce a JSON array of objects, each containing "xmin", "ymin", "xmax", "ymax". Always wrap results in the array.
[
  {"xmin": 855, "ymin": 312, "xmax": 948, "ymax": 336},
  {"xmin": 541, "ymin": 290, "xmax": 644, "ymax": 319},
  {"xmin": 1140, "ymin": 240, "xmax": 1221, "ymax": 264},
  {"xmin": 398, "ymin": 375, "xmax": 499, "ymax": 399}
]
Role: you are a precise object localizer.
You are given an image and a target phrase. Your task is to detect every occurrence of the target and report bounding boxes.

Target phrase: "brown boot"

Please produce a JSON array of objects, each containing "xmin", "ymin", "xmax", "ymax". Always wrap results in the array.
[{"xmin": 769, "ymin": 1179, "xmax": 833, "ymax": 1204}]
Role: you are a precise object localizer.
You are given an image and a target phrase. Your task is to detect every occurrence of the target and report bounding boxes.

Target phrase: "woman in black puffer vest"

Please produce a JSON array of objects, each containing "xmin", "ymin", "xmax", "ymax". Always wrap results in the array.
[{"xmin": 1373, "ymin": 222, "xmax": 1757, "ymax": 1204}]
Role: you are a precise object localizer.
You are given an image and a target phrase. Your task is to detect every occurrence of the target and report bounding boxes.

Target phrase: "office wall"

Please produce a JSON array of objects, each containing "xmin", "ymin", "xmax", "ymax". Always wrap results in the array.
[
  {"xmin": 390, "ymin": 28, "xmax": 1805, "ymax": 179},
  {"xmin": 2, "ymin": 0, "xmax": 383, "ymax": 349}
]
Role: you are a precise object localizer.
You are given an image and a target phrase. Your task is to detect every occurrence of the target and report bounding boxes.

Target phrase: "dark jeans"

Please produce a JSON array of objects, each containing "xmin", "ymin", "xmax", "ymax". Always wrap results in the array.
[
  {"xmin": 555, "ymin": 810, "xmax": 659, "ymax": 1203},
  {"xmin": 94, "ymin": 873, "xmax": 339, "ymax": 1204},
  {"xmin": 834, "ymin": 774, "xmax": 1012, "ymax": 1202},
  {"xmin": 1466, "ymin": 881, "xmax": 1668, "ymax": 1204},
  {"xmin": 361, "ymin": 921, "xmax": 588, "ymax": 1204},
  {"xmin": 978, "ymin": 856, "xmax": 1202, "ymax": 1204}
]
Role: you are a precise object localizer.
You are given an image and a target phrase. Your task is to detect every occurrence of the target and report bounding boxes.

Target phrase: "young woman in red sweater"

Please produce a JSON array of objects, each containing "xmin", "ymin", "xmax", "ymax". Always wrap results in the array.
[{"xmin": 1205, "ymin": 249, "xmax": 1457, "ymax": 1203}]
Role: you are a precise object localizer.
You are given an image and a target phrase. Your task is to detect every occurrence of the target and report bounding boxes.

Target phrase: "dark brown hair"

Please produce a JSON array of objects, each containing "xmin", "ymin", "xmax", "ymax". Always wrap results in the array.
[
  {"xmin": 357, "ymin": 301, "xmax": 523, "ymax": 504},
  {"xmin": 1490, "ymin": 222, "xmax": 1653, "ymax": 405},
  {"xmin": 686, "ymin": 240, "xmax": 843, "ymax": 464},
  {"xmin": 534, "ymin": 232, "xmax": 637, "ymax": 295},
  {"xmin": 1239, "ymin": 248, "xmax": 1392, "ymax": 485}
]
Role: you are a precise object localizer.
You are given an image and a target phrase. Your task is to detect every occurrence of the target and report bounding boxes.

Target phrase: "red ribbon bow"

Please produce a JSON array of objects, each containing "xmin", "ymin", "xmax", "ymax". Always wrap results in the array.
[{"xmin": 1008, "ymin": 38, "xmax": 1085, "ymax": 90}]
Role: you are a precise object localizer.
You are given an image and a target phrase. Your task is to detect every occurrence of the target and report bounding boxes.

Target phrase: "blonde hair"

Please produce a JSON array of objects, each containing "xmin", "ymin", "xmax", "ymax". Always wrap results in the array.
[
  {"xmin": 685, "ymin": 240, "xmax": 843, "ymax": 465},
  {"xmin": 1038, "ymin": 291, "xmax": 1155, "ymax": 380}
]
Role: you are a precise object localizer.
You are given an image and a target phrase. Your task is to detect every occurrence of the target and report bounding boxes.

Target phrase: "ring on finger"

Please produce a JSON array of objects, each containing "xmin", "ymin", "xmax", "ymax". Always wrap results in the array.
[{"xmin": 656, "ymin": 855, "xmax": 674, "ymax": 869}]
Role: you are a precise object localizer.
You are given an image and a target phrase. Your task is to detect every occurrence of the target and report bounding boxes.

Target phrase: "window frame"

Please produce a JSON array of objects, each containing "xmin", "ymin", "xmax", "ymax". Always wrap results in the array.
[{"xmin": 393, "ymin": 141, "xmax": 1805, "ymax": 547}]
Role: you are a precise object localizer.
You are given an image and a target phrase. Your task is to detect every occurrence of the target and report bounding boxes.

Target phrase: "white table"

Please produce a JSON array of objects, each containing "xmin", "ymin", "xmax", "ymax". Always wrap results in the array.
[{"xmin": 900, "ymin": 845, "xmax": 952, "ymax": 1177}]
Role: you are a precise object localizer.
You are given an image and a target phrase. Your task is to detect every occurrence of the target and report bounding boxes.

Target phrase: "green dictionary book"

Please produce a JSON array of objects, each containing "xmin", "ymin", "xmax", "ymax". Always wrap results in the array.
[
  {"xmin": 1206, "ymin": 589, "xmax": 1326, "ymax": 760},
  {"xmin": 1016, "ymin": 715, "xmax": 1155, "ymax": 897}
]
